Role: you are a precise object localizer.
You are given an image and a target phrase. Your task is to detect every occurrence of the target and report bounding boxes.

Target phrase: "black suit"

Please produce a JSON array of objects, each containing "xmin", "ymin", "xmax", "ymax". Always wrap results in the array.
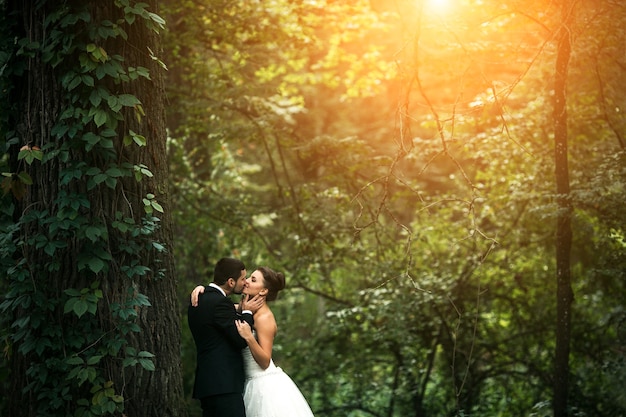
[{"xmin": 188, "ymin": 286, "xmax": 254, "ymax": 417}]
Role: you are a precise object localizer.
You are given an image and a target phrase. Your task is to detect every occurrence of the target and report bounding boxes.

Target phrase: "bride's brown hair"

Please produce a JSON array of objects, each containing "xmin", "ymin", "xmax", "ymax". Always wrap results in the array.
[{"xmin": 257, "ymin": 266, "xmax": 286, "ymax": 302}]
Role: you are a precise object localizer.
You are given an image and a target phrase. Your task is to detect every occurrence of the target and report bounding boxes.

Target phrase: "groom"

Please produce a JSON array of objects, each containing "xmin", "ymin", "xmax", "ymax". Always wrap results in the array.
[{"xmin": 188, "ymin": 257, "xmax": 264, "ymax": 417}]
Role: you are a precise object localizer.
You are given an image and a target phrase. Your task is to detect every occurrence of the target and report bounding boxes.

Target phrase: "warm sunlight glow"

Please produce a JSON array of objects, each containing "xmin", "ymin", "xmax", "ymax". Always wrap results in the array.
[{"xmin": 425, "ymin": 0, "xmax": 452, "ymax": 14}]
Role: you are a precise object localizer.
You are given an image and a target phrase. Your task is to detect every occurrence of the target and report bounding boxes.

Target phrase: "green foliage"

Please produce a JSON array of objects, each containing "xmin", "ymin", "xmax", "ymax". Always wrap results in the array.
[
  {"xmin": 163, "ymin": 0, "xmax": 626, "ymax": 415},
  {"xmin": 0, "ymin": 1, "xmax": 168, "ymax": 416}
]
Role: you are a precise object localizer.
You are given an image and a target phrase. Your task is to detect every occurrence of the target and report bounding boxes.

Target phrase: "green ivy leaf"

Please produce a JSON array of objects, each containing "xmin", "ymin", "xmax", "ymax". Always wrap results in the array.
[
  {"xmin": 51, "ymin": 123, "xmax": 70, "ymax": 138},
  {"xmin": 82, "ymin": 132, "xmax": 101, "ymax": 149},
  {"xmin": 87, "ymin": 355, "xmax": 103, "ymax": 365},
  {"xmin": 122, "ymin": 358, "xmax": 137, "ymax": 368},
  {"xmin": 65, "ymin": 288, "xmax": 82, "ymax": 297},
  {"xmin": 66, "ymin": 356, "xmax": 85, "ymax": 365},
  {"xmin": 73, "ymin": 300, "xmax": 89, "ymax": 318},
  {"xmin": 105, "ymin": 167, "xmax": 124, "ymax": 177},
  {"xmin": 151, "ymin": 201, "xmax": 163, "ymax": 213},
  {"xmin": 68, "ymin": 75, "xmax": 81, "ymax": 91},
  {"xmin": 94, "ymin": 109, "xmax": 107, "ymax": 127},
  {"xmin": 118, "ymin": 94, "xmax": 140, "ymax": 107},
  {"xmin": 81, "ymin": 74, "xmax": 94, "ymax": 87},
  {"xmin": 107, "ymin": 95, "xmax": 121, "ymax": 112},
  {"xmin": 105, "ymin": 176, "xmax": 117, "ymax": 189},
  {"xmin": 87, "ymin": 257, "xmax": 105, "ymax": 273},
  {"xmin": 17, "ymin": 172, "xmax": 33, "ymax": 185},
  {"xmin": 44, "ymin": 240, "xmax": 66, "ymax": 256},
  {"xmin": 63, "ymin": 299, "xmax": 78, "ymax": 315},
  {"xmin": 93, "ymin": 173, "xmax": 108, "ymax": 184},
  {"xmin": 138, "ymin": 358, "xmax": 155, "ymax": 371},
  {"xmin": 85, "ymin": 226, "xmax": 103, "ymax": 242}
]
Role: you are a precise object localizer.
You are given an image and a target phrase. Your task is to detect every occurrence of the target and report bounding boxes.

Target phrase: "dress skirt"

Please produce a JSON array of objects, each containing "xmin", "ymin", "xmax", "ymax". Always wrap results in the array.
[{"xmin": 243, "ymin": 347, "xmax": 314, "ymax": 417}]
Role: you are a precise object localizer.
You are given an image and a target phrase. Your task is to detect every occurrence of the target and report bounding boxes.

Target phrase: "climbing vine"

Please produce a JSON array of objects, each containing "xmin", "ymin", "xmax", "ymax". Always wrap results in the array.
[{"xmin": 0, "ymin": 1, "xmax": 168, "ymax": 415}]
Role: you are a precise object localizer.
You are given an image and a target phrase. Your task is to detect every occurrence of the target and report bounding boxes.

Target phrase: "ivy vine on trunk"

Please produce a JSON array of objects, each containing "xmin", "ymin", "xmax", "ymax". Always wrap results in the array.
[{"xmin": 0, "ymin": 1, "xmax": 186, "ymax": 416}]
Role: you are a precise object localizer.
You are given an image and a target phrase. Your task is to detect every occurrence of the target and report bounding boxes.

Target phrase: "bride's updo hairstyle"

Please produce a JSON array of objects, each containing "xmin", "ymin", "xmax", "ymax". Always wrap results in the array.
[{"xmin": 258, "ymin": 266, "xmax": 286, "ymax": 302}]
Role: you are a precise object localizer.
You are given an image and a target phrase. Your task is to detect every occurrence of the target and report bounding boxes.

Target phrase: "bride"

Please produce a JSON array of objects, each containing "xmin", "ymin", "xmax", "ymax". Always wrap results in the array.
[{"xmin": 234, "ymin": 266, "xmax": 314, "ymax": 417}]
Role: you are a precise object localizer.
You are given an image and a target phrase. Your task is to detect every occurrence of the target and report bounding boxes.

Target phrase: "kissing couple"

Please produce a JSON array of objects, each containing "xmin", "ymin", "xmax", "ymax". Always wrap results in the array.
[{"xmin": 188, "ymin": 257, "xmax": 315, "ymax": 417}]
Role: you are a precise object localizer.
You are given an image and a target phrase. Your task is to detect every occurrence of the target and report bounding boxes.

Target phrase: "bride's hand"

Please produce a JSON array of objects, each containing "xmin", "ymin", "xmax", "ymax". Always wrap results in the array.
[
  {"xmin": 190, "ymin": 285, "xmax": 205, "ymax": 307},
  {"xmin": 240, "ymin": 293, "xmax": 265, "ymax": 313},
  {"xmin": 235, "ymin": 320, "xmax": 254, "ymax": 341}
]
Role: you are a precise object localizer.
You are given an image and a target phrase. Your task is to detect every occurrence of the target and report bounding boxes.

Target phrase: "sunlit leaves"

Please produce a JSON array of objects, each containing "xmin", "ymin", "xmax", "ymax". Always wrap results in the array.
[
  {"xmin": 124, "ymin": 129, "xmax": 147, "ymax": 147},
  {"xmin": 163, "ymin": 0, "xmax": 626, "ymax": 414},
  {"xmin": 18, "ymin": 145, "xmax": 43, "ymax": 164},
  {"xmin": 141, "ymin": 193, "xmax": 163, "ymax": 214},
  {"xmin": 89, "ymin": 381, "xmax": 125, "ymax": 414}
]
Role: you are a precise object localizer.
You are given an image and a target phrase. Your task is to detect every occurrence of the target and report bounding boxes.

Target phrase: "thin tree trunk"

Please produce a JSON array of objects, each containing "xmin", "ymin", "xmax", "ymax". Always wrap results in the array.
[{"xmin": 553, "ymin": 0, "xmax": 574, "ymax": 415}]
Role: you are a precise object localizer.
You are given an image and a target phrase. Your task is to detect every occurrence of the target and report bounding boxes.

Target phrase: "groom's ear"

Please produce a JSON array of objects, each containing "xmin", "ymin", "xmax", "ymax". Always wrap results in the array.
[{"xmin": 226, "ymin": 277, "xmax": 235, "ymax": 288}]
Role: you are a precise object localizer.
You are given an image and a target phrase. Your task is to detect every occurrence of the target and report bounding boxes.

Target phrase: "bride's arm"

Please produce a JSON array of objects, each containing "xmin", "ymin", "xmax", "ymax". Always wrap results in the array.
[{"xmin": 236, "ymin": 312, "xmax": 276, "ymax": 370}]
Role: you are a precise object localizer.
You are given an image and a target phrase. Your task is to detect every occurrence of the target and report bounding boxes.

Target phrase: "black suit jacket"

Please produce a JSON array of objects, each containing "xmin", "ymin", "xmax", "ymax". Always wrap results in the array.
[{"xmin": 188, "ymin": 286, "xmax": 254, "ymax": 399}]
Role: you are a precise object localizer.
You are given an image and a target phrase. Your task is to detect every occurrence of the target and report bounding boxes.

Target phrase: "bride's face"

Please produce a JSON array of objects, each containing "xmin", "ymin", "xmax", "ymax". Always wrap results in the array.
[{"xmin": 243, "ymin": 269, "xmax": 268, "ymax": 297}]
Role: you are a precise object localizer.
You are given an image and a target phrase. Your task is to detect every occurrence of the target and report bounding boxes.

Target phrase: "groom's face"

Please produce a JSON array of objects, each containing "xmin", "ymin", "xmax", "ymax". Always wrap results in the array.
[{"xmin": 231, "ymin": 269, "xmax": 247, "ymax": 295}]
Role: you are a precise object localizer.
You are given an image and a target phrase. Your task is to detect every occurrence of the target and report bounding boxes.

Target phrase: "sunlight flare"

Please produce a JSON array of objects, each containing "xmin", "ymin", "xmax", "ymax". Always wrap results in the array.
[{"xmin": 425, "ymin": 0, "xmax": 452, "ymax": 14}]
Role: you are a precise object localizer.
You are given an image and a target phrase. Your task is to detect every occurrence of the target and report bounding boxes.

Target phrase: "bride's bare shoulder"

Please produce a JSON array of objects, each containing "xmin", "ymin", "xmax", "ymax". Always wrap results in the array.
[
  {"xmin": 255, "ymin": 308, "xmax": 277, "ymax": 331},
  {"xmin": 256, "ymin": 307, "xmax": 275, "ymax": 321}
]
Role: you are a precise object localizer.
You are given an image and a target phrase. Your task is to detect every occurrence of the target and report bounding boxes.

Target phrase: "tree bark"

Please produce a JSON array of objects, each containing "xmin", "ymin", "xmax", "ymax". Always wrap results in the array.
[
  {"xmin": 553, "ymin": 0, "xmax": 574, "ymax": 416},
  {"xmin": 4, "ymin": 1, "xmax": 186, "ymax": 416}
]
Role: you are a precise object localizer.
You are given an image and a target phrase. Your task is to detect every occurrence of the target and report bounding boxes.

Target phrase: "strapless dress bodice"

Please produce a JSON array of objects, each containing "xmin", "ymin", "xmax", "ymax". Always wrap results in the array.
[{"xmin": 243, "ymin": 345, "xmax": 283, "ymax": 379}]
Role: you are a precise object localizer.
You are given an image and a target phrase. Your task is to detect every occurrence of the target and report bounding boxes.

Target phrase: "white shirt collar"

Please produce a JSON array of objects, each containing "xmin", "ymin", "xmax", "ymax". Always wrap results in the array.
[{"xmin": 209, "ymin": 282, "xmax": 226, "ymax": 297}]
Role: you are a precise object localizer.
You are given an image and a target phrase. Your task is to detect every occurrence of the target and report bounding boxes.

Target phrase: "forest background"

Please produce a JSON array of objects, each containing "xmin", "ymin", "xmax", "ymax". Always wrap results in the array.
[{"xmin": 1, "ymin": 0, "xmax": 625, "ymax": 416}]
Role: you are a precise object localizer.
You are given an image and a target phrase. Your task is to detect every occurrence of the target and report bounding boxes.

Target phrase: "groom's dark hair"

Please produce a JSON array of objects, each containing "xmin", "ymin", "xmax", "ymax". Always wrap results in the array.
[{"xmin": 213, "ymin": 257, "xmax": 246, "ymax": 285}]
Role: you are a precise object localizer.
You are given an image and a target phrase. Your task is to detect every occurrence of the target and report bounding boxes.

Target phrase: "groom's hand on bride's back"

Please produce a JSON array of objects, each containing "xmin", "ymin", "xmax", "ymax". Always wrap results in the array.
[
  {"xmin": 240, "ymin": 294, "xmax": 265, "ymax": 313},
  {"xmin": 190, "ymin": 285, "xmax": 205, "ymax": 307}
]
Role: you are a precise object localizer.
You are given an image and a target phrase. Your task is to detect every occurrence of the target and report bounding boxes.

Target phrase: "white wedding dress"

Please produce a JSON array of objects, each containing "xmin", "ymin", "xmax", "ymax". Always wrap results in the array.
[{"xmin": 242, "ymin": 344, "xmax": 314, "ymax": 417}]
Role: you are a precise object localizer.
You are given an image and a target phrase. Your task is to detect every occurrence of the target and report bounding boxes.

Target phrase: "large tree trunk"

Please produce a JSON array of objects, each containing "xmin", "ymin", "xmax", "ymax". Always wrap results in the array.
[
  {"xmin": 3, "ymin": 1, "xmax": 186, "ymax": 416},
  {"xmin": 553, "ymin": 0, "xmax": 574, "ymax": 416}
]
